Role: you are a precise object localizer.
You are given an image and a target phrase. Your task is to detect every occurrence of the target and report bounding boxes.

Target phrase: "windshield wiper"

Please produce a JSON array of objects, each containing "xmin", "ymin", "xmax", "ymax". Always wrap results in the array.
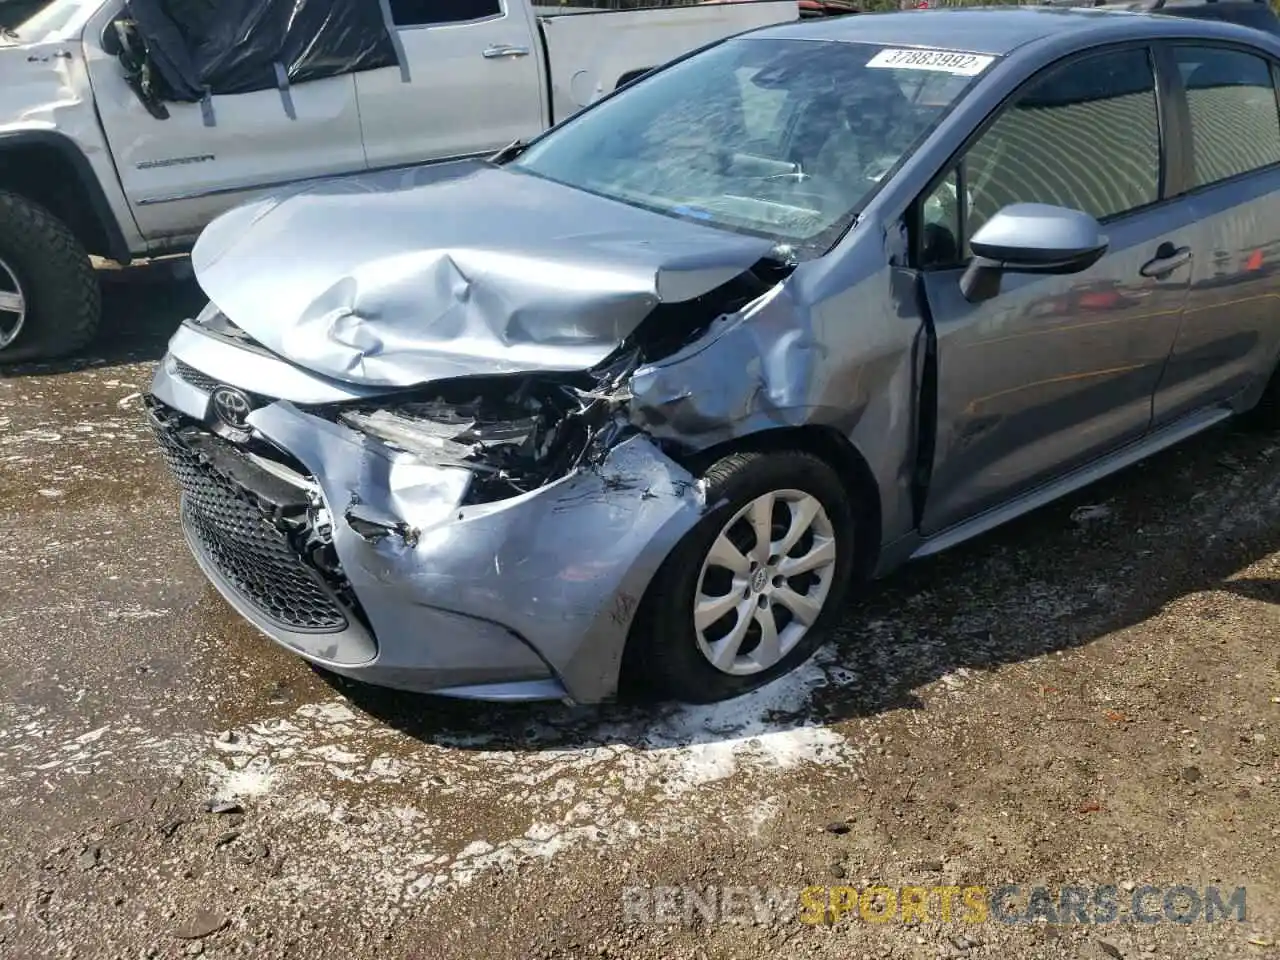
[
  {"xmin": 0, "ymin": 27, "xmax": 20, "ymax": 41},
  {"xmin": 488, "ymin": 139, "xmax": 529, "ymax": 165}
]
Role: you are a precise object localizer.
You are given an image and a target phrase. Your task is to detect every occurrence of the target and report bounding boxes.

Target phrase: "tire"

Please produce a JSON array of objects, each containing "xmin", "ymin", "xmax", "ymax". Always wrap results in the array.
[
  {"xmin": 632, "ymin": 449, "xmax": 860, "ymax": 703},
  {"xmin": 0, "ymin": 190, "xmax": 101, "ymax": 365}
]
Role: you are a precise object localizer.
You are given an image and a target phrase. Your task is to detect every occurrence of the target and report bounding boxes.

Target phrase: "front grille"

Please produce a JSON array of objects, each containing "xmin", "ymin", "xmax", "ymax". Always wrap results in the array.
[
  {"xmin": 150, "ymin": 410, "xmax": 348, "ymax": 633},
  {"xmin": 173, "ymin": 359, "xmax": 219, "ymax": 394}
]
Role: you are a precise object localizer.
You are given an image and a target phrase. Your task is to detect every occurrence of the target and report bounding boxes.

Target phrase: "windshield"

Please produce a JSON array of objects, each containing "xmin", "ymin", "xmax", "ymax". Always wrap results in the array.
[{"xmin": 512, "ymin": 38, "xmax": 993, "ymax": 256}]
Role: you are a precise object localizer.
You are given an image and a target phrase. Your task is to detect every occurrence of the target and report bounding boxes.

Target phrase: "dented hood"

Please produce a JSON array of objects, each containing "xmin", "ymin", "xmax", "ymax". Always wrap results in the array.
[{"xmin": 192, "ymin": 162, "xmax": 776, "ymax": 387}]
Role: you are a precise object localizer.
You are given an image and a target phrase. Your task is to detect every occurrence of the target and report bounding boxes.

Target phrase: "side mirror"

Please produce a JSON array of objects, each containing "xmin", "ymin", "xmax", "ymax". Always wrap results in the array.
[
  {"xmin": 960, "ymin": 203, "xmax": 1109, "ymax": 303},
  {"xmin": 101, "ymin": 19, "xmax": 123, "ymax": 56}
]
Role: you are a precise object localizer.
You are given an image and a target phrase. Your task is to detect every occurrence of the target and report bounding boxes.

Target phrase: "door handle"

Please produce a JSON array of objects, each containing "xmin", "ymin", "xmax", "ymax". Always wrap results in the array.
[
  {"xmin": 1139, "ymin": 244, "xmax": 1192, "ymax": 279},
  {"xmin": 483, "ymin": 44, "xmax": 530, "ymax": 59}
]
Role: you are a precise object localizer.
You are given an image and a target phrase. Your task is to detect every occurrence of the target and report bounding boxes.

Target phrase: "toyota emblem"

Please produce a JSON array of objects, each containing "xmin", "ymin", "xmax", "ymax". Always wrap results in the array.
[{"xmin": 210, "ymin": 385, "xmax": 253, "ymax": 430}]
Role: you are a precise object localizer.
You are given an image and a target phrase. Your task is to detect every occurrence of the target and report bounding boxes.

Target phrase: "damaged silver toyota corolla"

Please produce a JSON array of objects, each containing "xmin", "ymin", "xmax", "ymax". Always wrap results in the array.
[{"xmin": 147, "ymin": 11, "xmax": 1280, "ymax": 703}]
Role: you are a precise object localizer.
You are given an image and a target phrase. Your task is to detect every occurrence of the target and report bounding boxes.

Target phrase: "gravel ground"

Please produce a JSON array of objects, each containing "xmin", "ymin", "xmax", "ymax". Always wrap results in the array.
[{"xmin": 0, "ymin": 264, "xmax": 1276, "ymax": 960}]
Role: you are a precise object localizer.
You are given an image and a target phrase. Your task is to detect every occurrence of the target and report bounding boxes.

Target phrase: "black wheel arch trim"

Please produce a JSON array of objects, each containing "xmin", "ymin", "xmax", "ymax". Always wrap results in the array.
[{"xmin": 0, "ymin": 129, "xmax": 133, "ymax": 264}]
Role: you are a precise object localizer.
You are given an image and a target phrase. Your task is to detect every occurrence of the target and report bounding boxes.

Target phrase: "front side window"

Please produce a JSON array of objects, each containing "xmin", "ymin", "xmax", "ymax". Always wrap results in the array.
[
  {"xmin": 965, "ymin": 47, "xmax": 1161, "ymax": 237},
  {"xmin": 1174, "ymin": 45, "xmax": 1280, "ymax": 188},
  {"xmin": 511, "ymin": 39, "xmax": 991, "ymax": 256}
]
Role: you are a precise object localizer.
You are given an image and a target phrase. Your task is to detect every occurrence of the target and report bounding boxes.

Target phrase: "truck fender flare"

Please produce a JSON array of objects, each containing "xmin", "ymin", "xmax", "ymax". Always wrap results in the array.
[{"xmin": 0, "ymin": 129, "xmax": 133, "ymax": 264}]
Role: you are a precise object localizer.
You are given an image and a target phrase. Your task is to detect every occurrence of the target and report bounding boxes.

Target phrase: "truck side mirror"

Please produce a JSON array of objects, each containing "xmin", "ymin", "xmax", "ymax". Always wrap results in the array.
[{"xmin": 101, "ymin": 20, "xmax": 124, "ymax": 56}]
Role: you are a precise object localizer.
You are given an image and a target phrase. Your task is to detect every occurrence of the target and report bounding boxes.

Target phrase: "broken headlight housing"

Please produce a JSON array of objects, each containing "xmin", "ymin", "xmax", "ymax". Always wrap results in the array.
[
  {"xmin": 336, "ymin": 377, "xmax": 594, "ymax": 504},
  {"xmin": 340, "ymin": 402, "xmax": 545, "ymax": 466}
]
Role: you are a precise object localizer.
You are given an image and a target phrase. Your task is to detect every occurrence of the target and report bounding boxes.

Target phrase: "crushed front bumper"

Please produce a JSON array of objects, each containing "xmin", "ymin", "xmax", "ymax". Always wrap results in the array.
[{"xmin": 148, "ymin": 351, "xmax": 706, "ymax": 703}]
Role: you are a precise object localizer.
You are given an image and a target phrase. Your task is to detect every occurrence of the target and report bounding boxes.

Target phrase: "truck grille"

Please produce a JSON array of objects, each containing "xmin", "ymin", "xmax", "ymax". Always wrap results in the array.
[{"xmin": 149, "ymin": 409, "xmax": 348, "ymax": 633}]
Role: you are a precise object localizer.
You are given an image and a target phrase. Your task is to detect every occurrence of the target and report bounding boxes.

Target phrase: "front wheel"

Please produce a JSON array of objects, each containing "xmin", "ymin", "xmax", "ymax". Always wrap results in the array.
[
  {"xmin": 0, "ymin": 191, "xmax": 101, "ymax": 365},
  {"xmin": 633, "ymin": 449, "xmax": 859, "ymax": 703}
]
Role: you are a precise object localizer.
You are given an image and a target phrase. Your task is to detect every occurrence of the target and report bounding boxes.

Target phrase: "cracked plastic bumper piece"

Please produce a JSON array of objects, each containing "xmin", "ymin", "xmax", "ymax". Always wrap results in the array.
[{"xmin": 150, "ymin": 390, "xmax": 706, "ymax": 703}]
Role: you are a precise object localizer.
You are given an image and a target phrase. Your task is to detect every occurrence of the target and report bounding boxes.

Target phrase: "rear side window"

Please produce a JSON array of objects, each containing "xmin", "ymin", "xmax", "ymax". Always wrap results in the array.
[
  {"xmin": 390, "ymin": 0, "xmax": 502, "ymax": 26},
  {"xmin": 965, "ymin": 47, "xmax": 1161, "ymax": 233},
  {"xmin": 1174, "ymin": 46, "xmax": 1280, "ymax": 187}
]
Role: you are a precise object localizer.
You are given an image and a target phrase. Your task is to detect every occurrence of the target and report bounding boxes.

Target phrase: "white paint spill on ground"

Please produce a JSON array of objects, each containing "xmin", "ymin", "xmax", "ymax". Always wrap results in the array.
[
  {"xmin": 0, "ymin": 707, "xmax": 195, "ymax": 783},
  {"xmin": 0, "ymin": 653, "xmax": 858, "ymax": 918},
  {"xmin": 198, "ymin": 654, "xmax": 856, "ymax": 908},
  {"xmin": 0, "ymin": 602, "xmax": 171, "ymax": 628}
]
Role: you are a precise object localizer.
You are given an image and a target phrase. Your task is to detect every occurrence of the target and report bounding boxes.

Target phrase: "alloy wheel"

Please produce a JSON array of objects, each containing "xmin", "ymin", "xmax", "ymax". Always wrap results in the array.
[
  {"xmin": 0, "ymin": 255, "xmax": 27, "ymax": 351},
  {"xmin": 693, "ymin": 488, "xmax": 838, "ymax": 676}
]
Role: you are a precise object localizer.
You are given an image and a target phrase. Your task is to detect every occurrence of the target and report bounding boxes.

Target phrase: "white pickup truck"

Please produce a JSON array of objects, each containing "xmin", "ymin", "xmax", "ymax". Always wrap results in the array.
[{"xmin": 0, "ymin": 0, "xmax": 817, "ymax": 363}]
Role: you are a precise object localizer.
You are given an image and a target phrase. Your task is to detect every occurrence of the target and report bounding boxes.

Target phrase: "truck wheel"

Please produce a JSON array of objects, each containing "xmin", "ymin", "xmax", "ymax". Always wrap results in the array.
[{"xmin": 0, "ymin": 190, "xmax": 101, "ymax": 365}]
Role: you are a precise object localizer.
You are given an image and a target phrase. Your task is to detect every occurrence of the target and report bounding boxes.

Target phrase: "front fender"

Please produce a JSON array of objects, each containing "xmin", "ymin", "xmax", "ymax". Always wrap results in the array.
[
  {"xmin": 627, "ymin": 265, "xmax": 924, "ymax": 551},
  {"xmin": 0, "ymin": 128, "xmax": 135, "ymax": 263}
]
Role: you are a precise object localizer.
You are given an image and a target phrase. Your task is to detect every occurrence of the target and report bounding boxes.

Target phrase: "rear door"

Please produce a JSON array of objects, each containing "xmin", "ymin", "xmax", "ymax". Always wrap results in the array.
[
  {"xmin": 1152, "ymin": 43, "xmax": 1280, "ymax": 423},
  {"xmin": 83, "ymin": 2, "xmax": 367, "ymax": 245},
  {"xmin": 354, "ymin": 0, "xmax": 548, "ymax": 170},
  {"xmin": 915, "ymin": 45, "xmax": 1195, "ymax": 535}
]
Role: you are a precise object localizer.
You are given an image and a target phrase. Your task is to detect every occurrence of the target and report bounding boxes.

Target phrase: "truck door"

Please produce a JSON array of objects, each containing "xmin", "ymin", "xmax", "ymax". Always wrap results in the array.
[
  {"xmin": 354, "ymin": 0, "xmax": 549, "ymax": 170},
  {"xmin": 82, "ymin": 2, "xmax": 368, "ymax": 247}
]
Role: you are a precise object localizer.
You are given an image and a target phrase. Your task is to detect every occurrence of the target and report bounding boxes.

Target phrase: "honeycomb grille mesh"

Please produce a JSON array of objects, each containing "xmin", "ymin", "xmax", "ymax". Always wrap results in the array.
[
  {"xmin": 151, "ymin": 415, "xmax": 348, "ymax": 633},
  {"xmin": 173, "ymin": 359, "xmax": 219, "ymax": 395}
]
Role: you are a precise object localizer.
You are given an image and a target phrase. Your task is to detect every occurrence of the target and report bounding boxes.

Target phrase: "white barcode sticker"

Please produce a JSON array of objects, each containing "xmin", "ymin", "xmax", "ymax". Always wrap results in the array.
[{"xmin": 866, "ymin": 47, "xmax": 995, "ymax": 77}]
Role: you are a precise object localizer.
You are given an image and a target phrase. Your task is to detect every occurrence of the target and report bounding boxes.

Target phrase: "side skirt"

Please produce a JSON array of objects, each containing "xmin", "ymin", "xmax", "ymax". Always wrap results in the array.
[{"xmin": 908, "ymin": 403, "xmax": 1234, "ymax": 561}]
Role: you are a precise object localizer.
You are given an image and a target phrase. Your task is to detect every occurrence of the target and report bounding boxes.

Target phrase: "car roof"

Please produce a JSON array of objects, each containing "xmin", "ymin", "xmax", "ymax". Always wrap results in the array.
[{"xmin": 750, "ymin": 6, "xmax": 1261, "ymax": 56}]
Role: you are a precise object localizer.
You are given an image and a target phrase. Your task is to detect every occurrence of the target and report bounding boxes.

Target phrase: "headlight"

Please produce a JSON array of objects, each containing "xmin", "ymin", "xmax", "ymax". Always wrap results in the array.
[
  {"xmin": 338, "ymin": 402, "xmax": 541, "ymax": 468},
  {"xmin": 339, "ymin": 406, "xmax": 481, "ymax": 464},
  {"xmin": 336, "ymin": 391, "xmax": 577, "ymax": 505}
]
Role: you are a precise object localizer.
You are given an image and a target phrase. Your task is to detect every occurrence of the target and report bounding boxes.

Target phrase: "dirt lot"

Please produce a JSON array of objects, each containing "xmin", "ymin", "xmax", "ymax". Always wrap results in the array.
[{"xmin": 0, "ymin": 265, "xmax": 1277, "ymax": 960}]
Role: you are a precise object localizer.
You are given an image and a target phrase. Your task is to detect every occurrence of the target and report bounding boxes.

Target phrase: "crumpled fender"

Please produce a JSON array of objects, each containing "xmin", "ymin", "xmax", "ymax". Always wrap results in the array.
[{"xmin": 626, "ymin": 255, "xmax": 927, "ymax": 554}]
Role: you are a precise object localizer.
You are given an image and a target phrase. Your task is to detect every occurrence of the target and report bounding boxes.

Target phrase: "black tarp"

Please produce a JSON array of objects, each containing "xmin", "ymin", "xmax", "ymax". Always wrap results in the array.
[{"xmin": 123, "ymin": 0, "xmax": 398, "ymax": 102}]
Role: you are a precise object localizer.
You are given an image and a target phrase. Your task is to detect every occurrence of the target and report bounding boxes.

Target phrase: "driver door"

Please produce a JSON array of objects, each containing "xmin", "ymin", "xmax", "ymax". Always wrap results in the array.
[{"xmin": 915, "ymin": 45, "xmax": 1195, "ymax": 535}]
